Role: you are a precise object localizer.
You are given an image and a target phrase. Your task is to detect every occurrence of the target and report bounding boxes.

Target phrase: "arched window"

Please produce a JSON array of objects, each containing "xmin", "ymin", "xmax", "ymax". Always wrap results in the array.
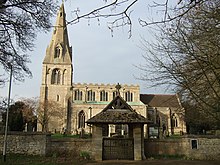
[
  {"xmin": 74, "ymin": 89, "xmax": 82, "ymax": 101},
  {"xmin": 62, "ymin": 69, "xmax": 66, "ymax": 85},
  {"xmin": 172, "ymin": 114, "xmax": 178, "ymax": 127},
  {"xmin": 113, "ymin": 91, "xmax": 117, "ymax": 99},
  {"xmin": 100, "ymin": 90, "xmax": 108, "ymax": 101},
  {"xmin": 87, "ymin": 90, "xmax": 95, "ymax": 101},
  {"xmin": 125, "ymin": 91, "xmax": 133, "ymax": 102},
  {"xmin": 51, "ymin": 69, "xmax": 61, "ymax": 84},
  {"xmin": 57, "ymin": 71, "xmax": 61, "ymax": 84},
  {"xmin": 67, "ymin": 99, "xmax": 72, "ymax": 131},
  {"xmin": 175, "ymin": 117, "xmax": 178, "ymax": 127},
  {"xmin": 54, "ymin": 47, "xmax": 61, "ymax": 58},
  {"xmin": 56, "ymin": 95, "xmax": 60, "ymax": 101},
  {"xmin": 78, "ymin": 111, "xmax": 85, "ymax": 128}
]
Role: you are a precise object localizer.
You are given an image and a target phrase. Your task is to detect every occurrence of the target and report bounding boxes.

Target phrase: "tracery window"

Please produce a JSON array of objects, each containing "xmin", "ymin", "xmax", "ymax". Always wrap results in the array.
[
  {"xmin": 125, "ymin": 91, "xmax": 133, "ymax": 102},
  {"xmin": 51, "ymin": 69, "xmax": 61, "ymax": 84},
  {"xmin": 78, "ymin": 111, "xmax": 85, "ymax": 128},
  {"xmin": 87, "ymin": 90, "xmax": 95, "ymax": 101},
  {"xmin": 172, "ymin": 114, "xmax": 178, "ymax": 127},
  {"xmin": 100, "ymin": 90, "xmax": 108, "ymax": 101},
  {"xmin": 74, "ymin": 89, "xmax": 82, "ymax": 101}
]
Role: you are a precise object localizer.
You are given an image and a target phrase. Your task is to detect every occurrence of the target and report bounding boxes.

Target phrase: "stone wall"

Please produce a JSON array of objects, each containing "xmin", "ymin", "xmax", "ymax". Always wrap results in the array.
[
  {"xmin": 1, "ymin": 133, "xmax": 220, "ymax": 160},
  {"xmin": 49, "ymin": 138, "xmax": 92, "ymax": 158},
  {"xmin": 0, "ymin": 132, "xmax": 50, "ymax": 155},
  {"xmin": 145, "ymin": 135, "xmax": 220, "ymax": 160},
  {"xmin": 0, "ymin": 132, "xmax": 93, "ymax": 158}
]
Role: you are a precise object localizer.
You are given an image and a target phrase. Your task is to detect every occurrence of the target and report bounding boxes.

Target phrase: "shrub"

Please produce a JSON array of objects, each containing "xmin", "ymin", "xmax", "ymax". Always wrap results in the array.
[{"xmin": 80, "ymin": 151, "xmax": 90, "ymax": 160}]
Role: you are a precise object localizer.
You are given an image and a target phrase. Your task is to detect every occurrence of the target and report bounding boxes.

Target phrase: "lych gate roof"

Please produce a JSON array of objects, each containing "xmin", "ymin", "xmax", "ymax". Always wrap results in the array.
[
  {"xmin": 140, "ymin": 94, "xmax": 181, "ymax": 108},
  {"xmin": 86, "ymin": 94, "xmax": 150, "ymax": 124}
]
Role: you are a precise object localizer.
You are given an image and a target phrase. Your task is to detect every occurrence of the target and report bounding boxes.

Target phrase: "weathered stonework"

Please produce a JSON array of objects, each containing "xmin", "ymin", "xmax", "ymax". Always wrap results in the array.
[
  {"xmin": 91, "ymin": 124, "xmax": 103, "ymax": 160},
  {"xmin": 49, "ymin": 138, "xmax": 92, "ymax": 158},
  {"xmin": 0, "ymin": 133, "xmax": 220, "ymax": 160},
  {"xmin": 133, "ymin": 124, "xmax": 145, "ymax": 160},
  {"xmin": 145, "ymin": 135, "xmax": 220, "ymax": 160},
  {"xmin": 0, "ymin": 132, "xmax": 50, "ymax": 155}
]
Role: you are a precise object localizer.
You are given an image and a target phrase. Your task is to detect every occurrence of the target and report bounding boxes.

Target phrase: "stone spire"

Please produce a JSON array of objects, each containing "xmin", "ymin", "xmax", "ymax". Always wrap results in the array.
[{"xmin": 43, "ymin": 3, "xmax": 72, "ymax": 64}]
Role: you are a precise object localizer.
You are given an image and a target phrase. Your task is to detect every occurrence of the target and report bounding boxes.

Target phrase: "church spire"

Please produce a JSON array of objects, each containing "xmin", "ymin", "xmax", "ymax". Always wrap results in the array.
[{"xmin": 43, "ymin": 3, "xmax": 72, "ymax": 64}]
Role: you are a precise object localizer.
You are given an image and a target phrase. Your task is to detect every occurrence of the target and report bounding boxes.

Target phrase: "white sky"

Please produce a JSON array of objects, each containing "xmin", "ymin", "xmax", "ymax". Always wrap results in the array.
[{"xmin": 0, "ymin": 0, "xmax": 175, "ymax": 100}]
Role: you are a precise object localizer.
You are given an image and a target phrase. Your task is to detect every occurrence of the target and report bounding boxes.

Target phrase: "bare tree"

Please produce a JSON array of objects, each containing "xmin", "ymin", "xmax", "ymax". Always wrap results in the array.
[
  {"xmin": 0, "ymin": 0, "xmax": 58, "ymax": 85},
  {"xmin": 20, "ymin": 97, "xmax": 39, "ymax": 131},
  {"xmin": 37, "ymin": 100, "xmax": 64, "ymax": 132},
  {"xmin": 139, "ymin": 0, "xmax": 220, "ymax": 128},
  {"xmin": 67, "ymin": 0, "xmax": 206, "ymax": 37},
  {"xmin": 0, "ymin": 96, "xmax": 14, "ymax": 114},
  {"xmin": 0, "ymin": 0, "xmax": 209, "ymax": 86}
]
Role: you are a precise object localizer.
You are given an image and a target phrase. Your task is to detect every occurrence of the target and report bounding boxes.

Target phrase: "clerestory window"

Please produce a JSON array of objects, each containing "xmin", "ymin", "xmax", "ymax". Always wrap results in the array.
[
  {"xmin": 74, "ymin": 89, "xmax": 83, "ymax": 101},
  {"xmin": 113, "ymin": 91, "xmax": 117, "ymax": 99},
  {"xmin": 87, "ymin": 90, "xmax": 95, "ymax": 101},
  {"xmin": 125, "ymin": 91, "xmax": 133, "ymax": 102},
  {"xmin": 100, "ymin": 90, "xmax": 108, "ymax": 101}
]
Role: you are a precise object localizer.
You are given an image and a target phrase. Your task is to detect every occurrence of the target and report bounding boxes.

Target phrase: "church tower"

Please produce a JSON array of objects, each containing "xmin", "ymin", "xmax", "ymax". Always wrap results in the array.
[{"xmin": 39, "ymin": 3, "xmax": 73, "ymax": 132}]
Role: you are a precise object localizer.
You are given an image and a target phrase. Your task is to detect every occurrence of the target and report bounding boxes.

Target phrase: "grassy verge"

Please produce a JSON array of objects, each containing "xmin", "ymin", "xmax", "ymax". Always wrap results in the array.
[
  {"xmin": 0, "ymin": 154, "xmax": 93, "ymax": 165},
  {"xmin": 146, "ymin": 154, "xmax": 186, "ymax": 160},
  {"xmin": 51, "ymin": 133, "xmax": 92, "ymax": 139}
]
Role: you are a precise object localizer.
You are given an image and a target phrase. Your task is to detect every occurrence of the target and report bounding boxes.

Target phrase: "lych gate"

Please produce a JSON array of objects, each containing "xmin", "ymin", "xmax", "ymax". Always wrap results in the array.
[{"xmin": 86, "ymin": 84, "xmax": 151, "ymax": 160}]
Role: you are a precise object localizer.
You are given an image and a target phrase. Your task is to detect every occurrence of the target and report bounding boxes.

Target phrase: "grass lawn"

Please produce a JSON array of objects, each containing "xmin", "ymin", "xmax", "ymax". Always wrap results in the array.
[{"xmin": 0, "ymin": 154, "xmax": 94, "ymax": 165}]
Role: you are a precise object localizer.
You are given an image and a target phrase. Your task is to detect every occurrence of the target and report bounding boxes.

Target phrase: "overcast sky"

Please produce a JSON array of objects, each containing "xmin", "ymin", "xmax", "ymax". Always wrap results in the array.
[{"xmin": 0, "ymin": 0, "xmax": 175, "ymax": 100}]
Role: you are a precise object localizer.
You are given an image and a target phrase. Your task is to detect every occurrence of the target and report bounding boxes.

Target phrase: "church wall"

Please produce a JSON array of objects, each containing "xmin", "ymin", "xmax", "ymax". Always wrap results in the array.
[
  {"xmin": 147, "ymin": 106, "xmax": 186, "ymax": 136},
  {"xmin": 39, "ymin": 81, "xmax": 146, "ymax": 134},
  {"xmin": 72, "ymin": 83, "xmax": 140, "ymax": 102},
  {"xmin": 67, "ymin": 83, "xmax": 146, "ymax": 134},
  {"xmin": 71, "ymin": 101, "xmax": 147, "ymax": 135},
  {"xmin": 134, "ymin": 105, "xmax": 147, "ymax": 118},
  {"xmin": 71, "ymin": 103, "xmax": 107, "ymax": 134}
]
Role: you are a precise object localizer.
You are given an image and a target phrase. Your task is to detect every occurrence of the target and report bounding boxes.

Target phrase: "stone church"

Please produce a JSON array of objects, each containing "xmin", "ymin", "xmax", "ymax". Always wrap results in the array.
[{"xmin": 38, "ymin": 4, "xmax": 186, "ymax": 137}]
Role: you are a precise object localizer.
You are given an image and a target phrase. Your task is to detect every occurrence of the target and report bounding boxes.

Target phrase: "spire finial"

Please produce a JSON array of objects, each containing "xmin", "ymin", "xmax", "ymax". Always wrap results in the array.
[{"xmin": 115, "ymin": 83, "xmax": 121, "ymax": 96}]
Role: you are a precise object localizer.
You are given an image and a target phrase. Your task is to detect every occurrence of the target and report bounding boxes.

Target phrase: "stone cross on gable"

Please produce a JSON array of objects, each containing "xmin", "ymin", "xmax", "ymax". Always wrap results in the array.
[{"xmin": 115, "ymin": 83, "xmax": 121, "ymax": 96}]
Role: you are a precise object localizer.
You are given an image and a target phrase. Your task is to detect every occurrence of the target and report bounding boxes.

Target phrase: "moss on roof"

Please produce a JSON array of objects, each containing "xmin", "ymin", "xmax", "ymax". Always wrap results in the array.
[
  {"xmin": 86, "ymin": 111, "xmax": 150, "ymax": 124},
  {"xmin": 86, "ymin": 95, "xmax": 151, "ymax": 124}
]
